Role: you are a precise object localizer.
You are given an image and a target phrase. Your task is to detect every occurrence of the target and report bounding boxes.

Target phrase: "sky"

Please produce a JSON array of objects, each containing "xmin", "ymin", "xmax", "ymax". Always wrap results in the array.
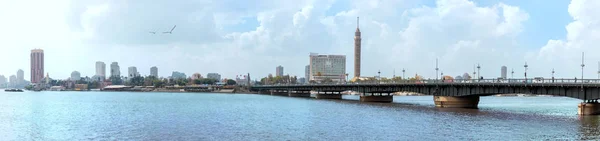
[{"xmin": 1, "ymin": 0, "xmax": 599, "ymax": 81}]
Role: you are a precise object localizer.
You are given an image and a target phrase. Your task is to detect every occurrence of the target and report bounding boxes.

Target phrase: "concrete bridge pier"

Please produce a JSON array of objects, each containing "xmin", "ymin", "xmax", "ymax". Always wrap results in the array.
[
  {"xmin": 578, "ymin": 100, "xmax": 600, "ymax": 115},
  {"xmin": 434, "ymin": 96, "xmax": 480, "ymax": 108},
  {"xmin": 289, "ymin": 91, "xmax": 311, "ymax": 97},
  {"xmin": 315, "ymin": 91, "xmax": 342, "ymax": 99},
  {"xmin": 360, "ymin": 93, "xmax": 393, "ymax": 103}
]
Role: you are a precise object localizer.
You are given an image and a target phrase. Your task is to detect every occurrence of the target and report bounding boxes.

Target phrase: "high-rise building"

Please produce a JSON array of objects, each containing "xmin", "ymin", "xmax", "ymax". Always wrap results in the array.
[
  {"xmin": 30, "ymin": 49, "xmax": 44, "ymax": 83},
  {"xmin": 0, "ymin": 75, "xmax": 6, "ymax": 87},
  {"xmin": 171, "ymin": 71, "xmax": 186, "ymax": 79},
  {"xmin": 305, "ymin": 65, "xmax": 310, "ymax": 83},
  {"xmin": 501, "ymin": 66, "xmax": 507, "ymax": 79},
  {"xmin": 309, "ymin": 53, "xmax": 346, "ymax": 82},
  {"xmin": 71, "ymin": 71, "xmax": 81, "ymax": 81},
  {"xmin": 128, "ymin": 66, "xmax": 138, "ymax": 77},
  {"xmin": 17, "ymin": 69, "xmax": 24, "ymax": 85},
  {"xmin": 9, "ymin": 75, "xmax": 16, "ymax": 88},
  {"xmin": 150, "ymin": 66, "xmax": 158, "ymax": 77},
  {"xmin": 354, "ymin": 17, "xmax": 362, "ymax": 78},
  {"xmin": 110, "ymin": 62, "xmax": 120, "ymax": 77},
  {"xmin": 207, "ymin": 73, "xmax": 221, "ymax": 80},
  {"xmin": 96, "ymin": 61, "xmax": 106, "ymax": 79},
  {"xmin": 276, "ymin": 66, "xmax": 284, "ymax": 77}
]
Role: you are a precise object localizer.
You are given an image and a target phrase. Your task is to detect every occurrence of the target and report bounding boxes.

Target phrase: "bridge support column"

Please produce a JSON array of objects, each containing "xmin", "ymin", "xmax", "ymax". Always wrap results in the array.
[
  {"xmin": 289, "ymin": 91, "xmax": 310, "ymax": 97},
  {"xmin": 434, "ymin": 96, "xmax": 479, "ymax": 108},
  {"xmin": 578, "ymin": 102, "xmax": 600, "ymax": 115},
  {"xmin": 315, "ymin": 93, "xmax": 342, "ymax": 99},
  {"xmin": 360, "ymin": 95, "xmax": 393, "ymax": 103}
]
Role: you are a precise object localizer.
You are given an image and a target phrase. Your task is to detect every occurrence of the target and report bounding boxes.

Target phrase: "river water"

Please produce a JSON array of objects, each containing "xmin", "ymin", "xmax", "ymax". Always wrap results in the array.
[{"xmin": 0, "ymin": 91, "xmax": 598, "ymax": 140}]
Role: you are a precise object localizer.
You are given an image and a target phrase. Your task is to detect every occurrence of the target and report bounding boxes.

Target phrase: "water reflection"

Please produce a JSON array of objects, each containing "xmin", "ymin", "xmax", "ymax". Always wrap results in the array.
[
  {"xmin": 579, "ymin": 116, "xmax": 600, "ymax": 140},
  {"xmin": 0, "ymin": 91, "xmax": 599, "ymax": 140}
]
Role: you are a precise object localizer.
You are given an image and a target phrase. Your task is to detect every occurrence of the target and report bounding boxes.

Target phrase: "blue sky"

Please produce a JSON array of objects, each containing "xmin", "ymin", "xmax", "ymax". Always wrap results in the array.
[{"xmin": 0, "ymin": 0, "xmax": 599, "ymax": 80}]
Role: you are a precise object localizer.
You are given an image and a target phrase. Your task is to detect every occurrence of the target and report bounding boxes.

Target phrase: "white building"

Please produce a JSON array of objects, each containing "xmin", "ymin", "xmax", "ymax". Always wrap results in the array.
[
  {"xmin": 309, "ymin": 53, "xmax": 346, "ymax": 82},
  {"xmin": 128, "ymin": 66, "xmax": 139, "ymax": 77},
  {"xmin": 0, "ymin": 75, "xmax": 6, "ymax": 87},
  {"xmin": 9, "ymin": 75, "xmax": 16, "ymax": 88},
  {"xmin": 96, "ymin": 61, "xmax": 106, "ymax": 80},
  {"xmin": 110, "ymin": 62, "xmax": 120, "ymax": 77},
  {"xmin": 305, "ymin": 65, "xmax": 310, "ymax": 83},
  {"xmin": 17, "ymin": 69, "xmax": 24, "ymax": 85},
  {"xmin": 207, "ymin": 73, "xmax": 221, "ymax": 80},
  {"xmin": 71, "ymin": 71, "xmax": 81, "ymax": 81},
  {"xmin": 276, "ymin": 66, "xmax": 284, "ymax": 77},
  {"xmin": 150, "ymin": 66, "xmax": 158, "ymax": 77}
]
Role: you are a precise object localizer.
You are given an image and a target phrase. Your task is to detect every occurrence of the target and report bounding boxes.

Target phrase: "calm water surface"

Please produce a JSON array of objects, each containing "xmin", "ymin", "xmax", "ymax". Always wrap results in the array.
[{"xmin": 0, "ymin": 91, "xmax": 598, "ymax": 140}]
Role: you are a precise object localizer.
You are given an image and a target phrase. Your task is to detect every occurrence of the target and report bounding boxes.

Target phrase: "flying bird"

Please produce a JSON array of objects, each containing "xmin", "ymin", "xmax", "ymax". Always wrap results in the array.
[
  {"xmin": 149, "ymin": 31, "xmax": 156, "ymax": 34},
  {"xmin": 163, "ymin": 25, "xmax": 177, "ymax": 34}
]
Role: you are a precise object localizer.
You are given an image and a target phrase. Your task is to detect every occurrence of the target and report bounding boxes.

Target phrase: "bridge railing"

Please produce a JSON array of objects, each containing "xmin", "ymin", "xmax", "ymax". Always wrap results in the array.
[{"xmin": 254, "ymin": 78, "xmax": 600, "ymax": 86}]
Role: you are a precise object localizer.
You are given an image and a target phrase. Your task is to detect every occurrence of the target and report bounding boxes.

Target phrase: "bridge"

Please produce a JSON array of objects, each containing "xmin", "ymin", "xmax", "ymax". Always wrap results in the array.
[{"xmin": 250, "ymin": 78, "xmax": 600, "ymax": 115}]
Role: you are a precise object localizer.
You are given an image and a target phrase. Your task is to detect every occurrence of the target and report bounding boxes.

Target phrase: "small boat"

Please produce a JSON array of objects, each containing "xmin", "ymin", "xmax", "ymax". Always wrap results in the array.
[{"xmin": 4, "ymin": 89, "xmax": 24, "ymax": 92}]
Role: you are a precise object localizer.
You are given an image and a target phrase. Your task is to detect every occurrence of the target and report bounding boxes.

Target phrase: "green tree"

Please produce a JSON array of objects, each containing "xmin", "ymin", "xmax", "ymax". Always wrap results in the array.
[
  {"xmin": 109, "ymin": 76, "xmax": 123, "ymax": 85},
  {"xmin": 226, "ymin": 79, "xmax": 237, "ymax": 85}
]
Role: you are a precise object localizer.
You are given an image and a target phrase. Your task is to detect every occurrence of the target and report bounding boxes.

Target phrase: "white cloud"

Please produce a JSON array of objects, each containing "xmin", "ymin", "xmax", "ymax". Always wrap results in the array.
[
  {"xmin": 535, "ymin": 0, "xmax": 600, "ymax": 78},
  {"xmin": 7, "ymin": 0, "xmax": 587, "ymax": 81}
]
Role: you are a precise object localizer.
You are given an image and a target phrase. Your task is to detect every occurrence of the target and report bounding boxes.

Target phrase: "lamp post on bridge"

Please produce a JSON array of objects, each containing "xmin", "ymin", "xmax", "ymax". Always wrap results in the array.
[
  {"xmin": 473, "ymin": 64, "xmax": 477, "ymax": 81},
  {"xmin": 581, "ymin": 52, "xmax": 585, "ymax": 83},
  {"xmin": 511, "ymin": 69, "xmax": 514, "ymax": 79},
  {"xmin": 435, "ymin": 58, "xmax": 439, "ymax": 81},
  {"xmin": 378, "ymin": 70, "xmax": 381, "ymax": 84},
  {"xmin": 524, "ymin": 62, "xmax": 528, "ymax": 82},
  {"xmin": 345, "ymin": 73, "xmax": 349, "ymax": 84},
  {"xmin": 552, "ymin": 68, "xmax": 555, "ymax": 83},
  {"xmin": 402, "ymin": 68, "xmax": 406, "ymax": 81},
  {"xmin": 477, "ymin": 63, "xmax": 481, "ymax": 79}
]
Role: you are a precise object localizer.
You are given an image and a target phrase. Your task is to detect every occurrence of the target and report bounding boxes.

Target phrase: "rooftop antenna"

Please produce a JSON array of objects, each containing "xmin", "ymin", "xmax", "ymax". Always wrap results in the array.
[{"xmin": 357, "ymin": 17, "xmax": 359, "ymax": 28}]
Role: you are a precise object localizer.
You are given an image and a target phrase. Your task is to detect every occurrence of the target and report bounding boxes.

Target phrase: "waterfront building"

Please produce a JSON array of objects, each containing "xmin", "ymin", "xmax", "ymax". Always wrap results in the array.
[
  {"xmin": 276, "ymin": 66, "xmax": 284, "ymax": 77},
  {"xmin": 17, "ymin": 69, "xmax": 24, "ymax": 85},
  {"xmin": 309, "ymin": 53, "xmax": 346, "ymax": 82},
  {"xmin": 71, "ymin": 71, "xmax": 81, "ymax": 81},
  {"xmin": 128, "ymin": 66, "xmax": 139, "ymax": 77},
  {"xmin": 501, "ymin": 66, "xmax": 507, "ymax": 79},
  {"xmin": 96, "ymin": 61, "xmax": 106, "ymax": 80},
  {"xmin": 171, "ymin": 71, "xmax": 186, "ymax": 79},
  {"xmin": 150, "ymin": 66, "xmax": 158, "ymax": 77},
  {"xmin": 305, "ymin": 65, "xmax": 310, "ymax": 83},
  {"xmin": 354, "ymin": 17, "xmax": 362, "ymax": 78},
  {"xmin": 30, "ymin": 49, "xmax": 44, "ymax": 83},
  {"xmin": 9, "ymin": 75, "xmax": 16, "ymax": 88},
  {"xmin": 207, "ymin": 73, "xmax": 221, "ymax": 80},
  {"xmin": 0, "ymin": 75, "xmax": 6, "ymax": 87},
  {"xmin": 110, "ymin": 62, "xmax": 120, "ymax": 77}
]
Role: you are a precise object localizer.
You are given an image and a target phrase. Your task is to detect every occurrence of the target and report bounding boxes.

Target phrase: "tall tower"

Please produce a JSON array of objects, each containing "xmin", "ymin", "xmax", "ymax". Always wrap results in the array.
[
  {"xmin": 354, "ymin": 17, "xmax": 361, "ymax": 78},
  {"xmin": 30, "ymin": 49, "xmax": 44, "ymax": 84}
]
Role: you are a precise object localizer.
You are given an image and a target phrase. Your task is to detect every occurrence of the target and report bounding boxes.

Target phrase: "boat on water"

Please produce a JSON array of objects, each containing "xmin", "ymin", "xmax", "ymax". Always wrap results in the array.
[{"xmin": 4, "ymin": 89, "xmax": 24, "ymax": 92}]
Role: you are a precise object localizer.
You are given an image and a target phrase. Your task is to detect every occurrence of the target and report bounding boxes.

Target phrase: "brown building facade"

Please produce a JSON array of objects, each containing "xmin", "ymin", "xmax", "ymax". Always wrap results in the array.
[{"xmin": 30, "ymin": 49, "xmax": 44, "ymax": 83}]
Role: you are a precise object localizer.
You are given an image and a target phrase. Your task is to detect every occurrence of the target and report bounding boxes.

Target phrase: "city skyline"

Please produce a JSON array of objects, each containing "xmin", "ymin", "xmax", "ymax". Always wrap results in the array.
[{"xmin": 2, "ymin": 0, "xmax": 600, "ymax": 80}]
